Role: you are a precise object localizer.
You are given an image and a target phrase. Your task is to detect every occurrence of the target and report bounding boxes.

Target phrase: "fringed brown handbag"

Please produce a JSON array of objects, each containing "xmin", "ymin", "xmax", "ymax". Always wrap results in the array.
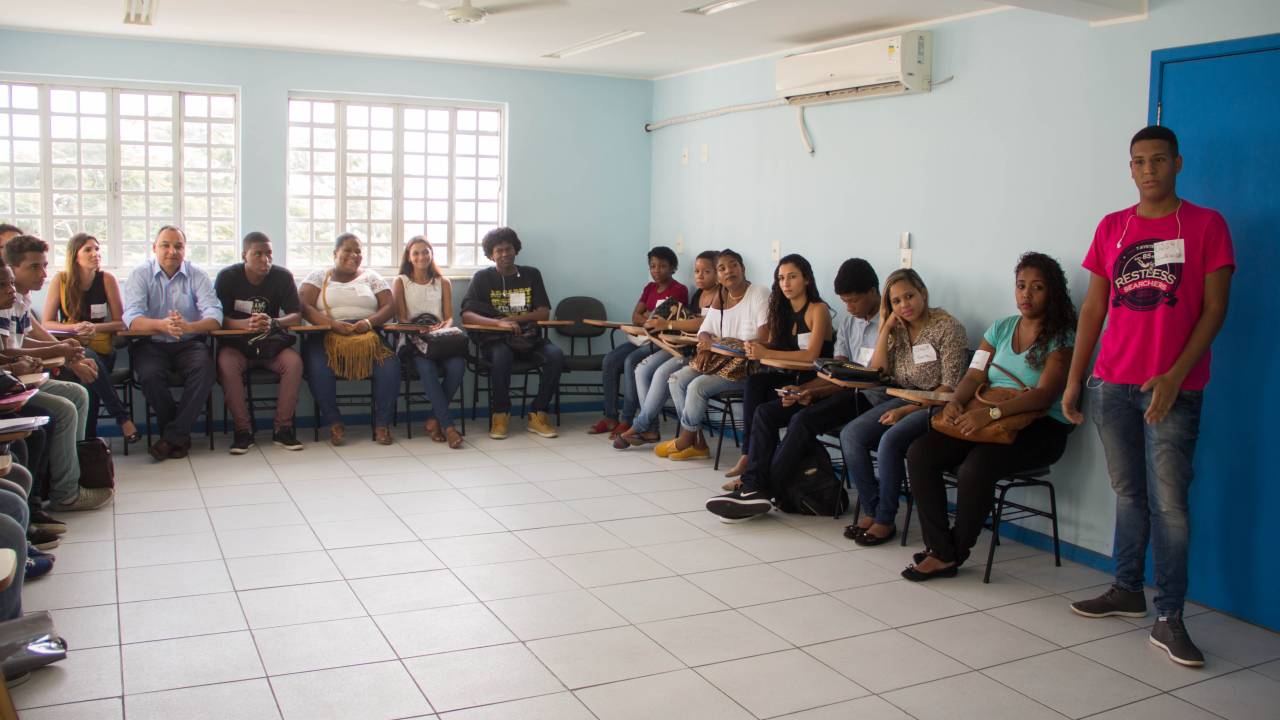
[{"xmin": 930, "ymin": 362, "xmax": 1043, "ymax": 445}]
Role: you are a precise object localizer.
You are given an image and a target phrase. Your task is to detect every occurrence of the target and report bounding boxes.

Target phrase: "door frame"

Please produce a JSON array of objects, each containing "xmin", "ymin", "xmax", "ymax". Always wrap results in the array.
[{"xmin": 1149, "ymin": 32, "xmax": 1280, "ymax": 126}]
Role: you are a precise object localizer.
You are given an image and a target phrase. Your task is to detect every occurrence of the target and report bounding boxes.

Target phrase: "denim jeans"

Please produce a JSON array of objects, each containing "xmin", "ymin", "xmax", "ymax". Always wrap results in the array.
[
  {"xmin": 74, "ymin": 348, "xmax": 131, "ymax": 437},
  {"xmin": 602, "ymin": 343, "xmax": 656, "ymax": 423},
  {"xmin": 27, "ymin": 379, "xmax": 88, "ymax": 504},
  {"xmin": 840, "ymin": 397, "xmax": 932, "ymax": 525},
  {"xmin": 1090, "ymin": 379, "xmax": 1202, "ymax": 615},
  {"xmin": 482, "ymin": 341, "xmax": 564, "ymax": 414},
  {"xmin": 669, "ymin": 365, "xmax": 742, "ymax": 433},
  {"xmin": 411, "ymin": 354, "xmax": 465, "ymax": 429},
  {"xmin": 631, "ymin": 354, "xmax": 686, "ymax": 434},
  {"xmin": 303, "ymin": 334, "xmax": 401, "ymax": 428}
]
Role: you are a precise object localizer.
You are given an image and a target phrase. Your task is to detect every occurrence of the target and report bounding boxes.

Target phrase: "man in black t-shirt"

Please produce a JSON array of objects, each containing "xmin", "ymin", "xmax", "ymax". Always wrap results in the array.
[
  {"xmin": 461, "ymin": 227, "xmax": 563, "ymax": 440},
  {"xmin": 214, "ymin": 232, "xmax": 304, "ymax": 454}
]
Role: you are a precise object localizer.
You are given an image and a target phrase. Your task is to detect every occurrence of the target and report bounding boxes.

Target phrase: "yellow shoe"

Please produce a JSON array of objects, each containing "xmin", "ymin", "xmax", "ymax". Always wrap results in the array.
[
  {"xmin": 526, "ymin": 411, "xmax": 558, "ymax": 438},
  {"xmin": 490, "ymin": 412, "xmax": 510, "ymax": 439},
  {"xmin": 668, "ymin": 444, "xmax": 710, "ymax": 461},
  {"xmin": 654, "ymin": 439, "xmax": 678, "ymax": 458}
]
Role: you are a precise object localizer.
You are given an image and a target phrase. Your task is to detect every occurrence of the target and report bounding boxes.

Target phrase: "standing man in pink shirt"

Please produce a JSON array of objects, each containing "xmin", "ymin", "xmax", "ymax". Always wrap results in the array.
[{"xmin": 1063, "ymin": 126, "xmax": 1234, "ymax": 667}]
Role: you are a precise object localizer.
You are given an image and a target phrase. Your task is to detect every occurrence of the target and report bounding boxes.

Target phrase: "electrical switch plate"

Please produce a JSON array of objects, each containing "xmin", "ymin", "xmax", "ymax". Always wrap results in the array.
[
  {"xmin": 900, "ymin": 248, "xmax": 913, "ymax": 269},
  {"xmin": 771, "ymin": 240, "xmax": 781, "ymax": 261},
  {"xmin": 900, "ymin": 231, "xmax": 911, "ymax": 249},
  {"xmin": 675, "ymin": 234, "xmax": 684, "ymax": 253},
  {"xmin": 700, "ymin": 144, "xmax": 709, "ymax": 162},
  {"xmin": 681, "ymin": 147, "xmax": 689, "ymax": 166}
]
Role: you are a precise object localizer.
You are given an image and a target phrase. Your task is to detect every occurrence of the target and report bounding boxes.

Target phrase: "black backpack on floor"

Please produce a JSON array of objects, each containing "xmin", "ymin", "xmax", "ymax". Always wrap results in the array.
[{"xmin": 776, "ymin": 445, "xmax": 849, "ymax": 518}]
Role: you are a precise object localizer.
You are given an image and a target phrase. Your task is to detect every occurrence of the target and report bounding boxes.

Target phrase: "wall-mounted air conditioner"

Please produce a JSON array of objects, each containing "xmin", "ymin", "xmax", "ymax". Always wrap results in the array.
[{"xmin": 776, "ymin": 31, "xmax": 932, "ymax": 101}]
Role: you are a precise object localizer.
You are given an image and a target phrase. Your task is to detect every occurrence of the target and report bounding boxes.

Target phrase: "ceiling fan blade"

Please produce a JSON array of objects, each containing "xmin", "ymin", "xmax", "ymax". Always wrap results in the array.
[
  {"xmin": 415, "ymin": 0, "xmax": 445, "ymax": 9},
  {"xmin": 481, "ymin": 0, "xmax": 566, "ymax": 16}
]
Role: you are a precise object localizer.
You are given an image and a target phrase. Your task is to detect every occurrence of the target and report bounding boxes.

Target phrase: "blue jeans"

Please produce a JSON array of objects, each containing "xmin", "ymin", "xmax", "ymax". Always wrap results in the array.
[
  {"xmin": 411, "ymin": 355, "xmax": 465, "ymax": 429},
  {"xmin": 73, "ymin": 348, "xmax": 131, "ymax": 437},
  {"xmin": 840, "ymin": 397, "xmax": 932, "ymax": 525},
  {"xmin": 631, "ymin": 354, "xmax": 686, "ymax": 434},
  {"xmin": 669, "ymin": 365, "xmax": 741, "ymax": 433},
  {"xmin": 1090, "ymin": 379, "xmax": 1202, "ymax": 615},
  {"xmin": 303, "ymin": 334, "xmax": 401, "ymax": 428},
  {"xmin": 602, "ymin": 343, "xmax": 656, "ymax": 423}
]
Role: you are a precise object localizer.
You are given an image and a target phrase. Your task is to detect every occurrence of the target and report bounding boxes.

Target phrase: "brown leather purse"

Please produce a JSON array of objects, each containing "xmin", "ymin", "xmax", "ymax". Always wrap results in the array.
[{"xmin": 930, "ymin": 362, "xmax": 1043, "ymax": 445}]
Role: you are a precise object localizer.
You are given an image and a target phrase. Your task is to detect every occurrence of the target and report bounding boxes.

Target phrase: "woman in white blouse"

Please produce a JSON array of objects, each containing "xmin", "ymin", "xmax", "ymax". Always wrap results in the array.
[
  {"xmin": 393, "ymin": 236, "xmax": 464, "ymax": 449},
  {"xmin": 299, "ymin": 233, "xmax": 400, "ymax": 445},
  {"xmin": 657, "ymin": 249, "xmax": 769, "ymax": 461}
]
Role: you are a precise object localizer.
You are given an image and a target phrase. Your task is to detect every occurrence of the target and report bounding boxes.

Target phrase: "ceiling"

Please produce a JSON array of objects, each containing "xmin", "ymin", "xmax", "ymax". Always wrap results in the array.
[{"xmin": 0, "ymin": 0, "xmax": 1008, "ymax": 79}]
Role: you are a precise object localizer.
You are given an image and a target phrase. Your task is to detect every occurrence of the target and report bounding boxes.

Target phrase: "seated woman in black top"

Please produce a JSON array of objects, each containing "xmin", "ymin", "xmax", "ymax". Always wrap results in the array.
[
  {"xmin": 723, "ymin": 253, "xmax": 833, "ymax": 481},
  {"xmin": 40, "ymin": 233, "xmax": 138, "ymax": 442}
]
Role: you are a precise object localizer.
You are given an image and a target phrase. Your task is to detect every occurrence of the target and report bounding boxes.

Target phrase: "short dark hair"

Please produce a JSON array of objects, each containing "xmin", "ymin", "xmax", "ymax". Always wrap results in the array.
[
  {"xmin": 716, "ymin": 248, "xmax": 744, "ymax": 267},
  {"xmin": 156, "ymin": 225, "xmax": 186, "ymax": 242},
  {"xmin": 242, "ymin": 231, "xmax": 271, "ymax": 252},
  {"xmin": 482, "ymin": 227, "xmax": 521, "ymax": 259},
  {"xmin": 2, "ymin": 234, "xmax": 48, "ymax": 266},
  {"xmin": 833, "ymin": 258, "xmax": 878, "ymax": 295},
  {"xmin": 1130, "ymin": 125, "xmax": 1179, "ymax": 158},
  {"xmin": 695, "ymin": 250, "xmax": 719, "ymax": 265},
  {"xmin": 647, "ymin": 246, "xmax": 678, "ymax": 271},
  {"xmin": 0, "ymin": 224, "xmax": 23, "ymax": 237},
  {"xmin": 334, "ymin": 232, "xmax": 360, "ymax": 250}
]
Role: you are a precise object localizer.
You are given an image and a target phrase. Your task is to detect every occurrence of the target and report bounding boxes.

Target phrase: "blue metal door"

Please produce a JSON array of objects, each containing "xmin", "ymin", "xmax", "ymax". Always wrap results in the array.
[{"xmin": 1151, "ymin": 33, "xmax": 1280, "ymax": 630}]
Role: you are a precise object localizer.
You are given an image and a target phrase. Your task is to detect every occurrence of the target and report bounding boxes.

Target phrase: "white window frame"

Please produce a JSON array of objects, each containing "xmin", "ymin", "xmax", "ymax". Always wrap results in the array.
[
  {"xmin": 286, "ymin": 91, "xmax": 506, "ymax": 275},
  {"xmin": 0, "ymin": 74, "xmax": 239, "ymax": 272}
]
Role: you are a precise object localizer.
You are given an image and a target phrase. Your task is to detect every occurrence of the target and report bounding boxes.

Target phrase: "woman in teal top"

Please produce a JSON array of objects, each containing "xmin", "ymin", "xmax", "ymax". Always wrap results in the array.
[{"xmin": 901, "ymin": 252, "xmax": 1077, "ymax": 581}]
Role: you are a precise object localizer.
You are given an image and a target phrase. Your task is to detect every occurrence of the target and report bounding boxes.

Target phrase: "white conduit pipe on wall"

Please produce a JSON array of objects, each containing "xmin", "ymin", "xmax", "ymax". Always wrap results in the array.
[{"xmin": 645, "ymin": 76, "xmax": 954, "ymax": 155}]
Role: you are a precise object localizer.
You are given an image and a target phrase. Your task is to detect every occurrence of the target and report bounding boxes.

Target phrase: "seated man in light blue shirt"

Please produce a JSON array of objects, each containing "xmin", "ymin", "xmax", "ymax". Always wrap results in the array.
[
  {"xmin": 708, "ymin": 258, "xmax": 883, "ymax": 518},
  {"xmin": 122, "ymin": 226, "xmax": 223, "ymax": 461}
]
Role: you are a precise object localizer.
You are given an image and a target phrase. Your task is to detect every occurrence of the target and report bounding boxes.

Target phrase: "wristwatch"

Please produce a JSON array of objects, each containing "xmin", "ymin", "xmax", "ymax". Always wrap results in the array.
[{"xmin": 988, "ymin": 407, "xmax": 1003, "ymax": 420}]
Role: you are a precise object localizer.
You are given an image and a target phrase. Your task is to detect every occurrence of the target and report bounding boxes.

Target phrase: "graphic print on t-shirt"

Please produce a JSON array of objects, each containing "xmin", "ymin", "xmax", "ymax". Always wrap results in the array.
[
  {"xmin": 488, "ymin": 286, "xmax": 533, "ymax": 316},
  {"xmin": 1111, "ymin": 239, "xmax": 1183, "ymax": 311},
  {"xmin": 234, "ymin": 296, "xmax": 270, "ymax": 316}
]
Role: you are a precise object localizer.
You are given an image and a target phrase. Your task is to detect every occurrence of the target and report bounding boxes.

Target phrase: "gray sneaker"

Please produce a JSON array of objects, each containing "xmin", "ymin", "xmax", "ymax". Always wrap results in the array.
[
  {"xmin": 51, "ymin": 487, "xmax": 114, "ymax": 512},
  {"xmin": 1070, "ymin": 585, "xmax": 1147, "ymax": 618},
  {"xmin": 1150, "ymin": 615, "xmax": 1205, "ymax": 667}
]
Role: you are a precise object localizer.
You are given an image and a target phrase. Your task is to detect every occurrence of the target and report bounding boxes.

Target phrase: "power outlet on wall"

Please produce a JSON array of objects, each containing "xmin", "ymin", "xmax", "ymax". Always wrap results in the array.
[
  {"xmin": 900, "ymin": 248, "xmax": 913, "ymax": 268},
  {"xmin": 771, "ymin": 240, "xmax": 781, "ymax": 261},
  {"xmin": 675, "ymin": 233, "xmax": 684, "ymax": 253},
  {"xmin": 700, "ymin": 144, "xmax": 709, "ymax": 163},
  {"xmin": 681, "ymin": 147, "xmax": 689, "ymax": 166}
]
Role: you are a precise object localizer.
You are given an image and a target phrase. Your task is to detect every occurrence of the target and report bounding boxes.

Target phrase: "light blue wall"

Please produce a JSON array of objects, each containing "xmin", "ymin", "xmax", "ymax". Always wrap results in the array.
[
  {"xmin": 0, "ymin": 29, "xmax": 654, "ymax": 322},
  {"xmin": 649, "ymin": 0, "xmax": 1280, "ymax": 558}
]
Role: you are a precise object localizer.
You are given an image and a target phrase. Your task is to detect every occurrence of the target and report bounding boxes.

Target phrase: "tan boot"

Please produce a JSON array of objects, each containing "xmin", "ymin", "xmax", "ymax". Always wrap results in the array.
[
  {"xmin": 490, "ymin": 412, "xmax": 510, "ymax": 439},
  {"xmin": 526, "ymin": 411, "xmax": 558, "ymax": 438}
]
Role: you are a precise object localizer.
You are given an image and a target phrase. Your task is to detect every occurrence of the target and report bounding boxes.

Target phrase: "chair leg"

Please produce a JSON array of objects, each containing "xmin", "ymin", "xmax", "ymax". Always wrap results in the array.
[
  {"xmin": 901, "ymin": 479, "xmax": 913, "ymax": 547},
  {"xmin": 713, "ymin": 402, "xmax": 729, "ymax": 471},
  {"xmin": 313, "ymin": 398, "xmax": 320, "ymax": 442},
  {"xmin": 1047, "ymin": 482, "xmax": 1062, "ymax": 567},
  {"xmin": 404, "ymin": 377, "xmax": 414, "ymax": 439},
  {"xmin": 984, "ymin": 486, "xmax": 1010, "ymax": 584}
]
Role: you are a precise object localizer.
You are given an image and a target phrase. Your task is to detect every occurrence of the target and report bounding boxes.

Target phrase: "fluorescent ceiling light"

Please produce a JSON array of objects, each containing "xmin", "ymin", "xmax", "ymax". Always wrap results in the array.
[
  {"xmin": 542, "ymin": 30, "xmax": 645, "ymax": 59},
  {"xmin": 683, "ymin": 0, "xmax": 760, "ymax": 16}
]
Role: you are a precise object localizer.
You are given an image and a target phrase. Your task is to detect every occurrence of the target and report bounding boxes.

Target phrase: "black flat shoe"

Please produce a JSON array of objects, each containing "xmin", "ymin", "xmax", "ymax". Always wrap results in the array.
[
  {"xmin": 843, "ymin": 524, "xmax": 871, "ymax": 540},
  {"xmin": 901, "ymin": 564, "xmax": 958, "ymax": 582},
  {"xmin": 853, "ymin": 526, "xmax": 897, "ymax": 546},
  {"xmin": 124, "ymin": 432, "xmax": 141, "ymax": 444}
]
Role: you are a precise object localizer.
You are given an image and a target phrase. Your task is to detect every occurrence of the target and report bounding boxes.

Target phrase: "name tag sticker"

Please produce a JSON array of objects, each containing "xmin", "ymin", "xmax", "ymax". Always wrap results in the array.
[
  {"xmin": 855, "ymin": 347, "xmax": 874, "ymax": 366},
  {"xmin": 1153, "ymin": 238, "xmax": 1185, "ymax": 266},
  {"xmin": 970, "ymin": 349, "xmax": 991, "ymax": 371},
  {"xmin": 796, "ymin": 332, "xmax": 812, "ymax": 350},
  {"xmin": 509, "ymin": 291, "xmax": 527, "ymax": 310},
  {"xmin": 89, "ymin": 303, "xmax": 108, "ymax": 320},
  {"xmin": 912, "ymin": 343, "xmax": 938, "ymax": 364},
  {"xmin": 234, "ymin": 299, "xmax": 255, "ymax": 314}
]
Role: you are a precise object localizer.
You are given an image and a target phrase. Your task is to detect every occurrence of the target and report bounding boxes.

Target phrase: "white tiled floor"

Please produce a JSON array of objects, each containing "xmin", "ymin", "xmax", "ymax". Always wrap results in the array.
[{"xmin": 15, "ymin": 413, "xmax": 1280, "ymax": 719}]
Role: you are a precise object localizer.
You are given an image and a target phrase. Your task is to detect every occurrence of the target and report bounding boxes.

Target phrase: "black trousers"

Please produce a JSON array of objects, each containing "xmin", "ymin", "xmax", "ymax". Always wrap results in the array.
[
  {"xmin": 905, "ymin": 417, "xmax": 1072, "ymax": 564},
  {"xmin": 131, "ymin": 339, "xmax": 216, "ymax": 445},
  {"xmin": 742, "ymin": 388, "xmax": 870, "ymax": 499},
  {"xmin": 740, "ymin": 370, "xmax": 815, "ymax": 455}
]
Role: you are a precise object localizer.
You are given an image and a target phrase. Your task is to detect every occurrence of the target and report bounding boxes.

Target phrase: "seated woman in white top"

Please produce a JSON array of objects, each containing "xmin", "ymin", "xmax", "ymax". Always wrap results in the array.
[
  {"xmin": 657, "ymin": 249, "xmax": 769, "ymax": 461},
  {"xmin": 298, "ymin": 233, "xmax": 400, "ymax": 446},
  {"xmin": 393, "ymin": 236, "xmax": 464, "ymax": 449}
]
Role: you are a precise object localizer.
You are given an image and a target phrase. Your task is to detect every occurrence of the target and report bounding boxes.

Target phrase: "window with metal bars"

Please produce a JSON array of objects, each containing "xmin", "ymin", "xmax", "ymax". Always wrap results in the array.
[
  {"xmin": 0, "ymin": 79, "xmax": 238, "ymax": 269},
  {"xmin": 286, "ymin": 95, "xmax": 503, "ymax": 271}
]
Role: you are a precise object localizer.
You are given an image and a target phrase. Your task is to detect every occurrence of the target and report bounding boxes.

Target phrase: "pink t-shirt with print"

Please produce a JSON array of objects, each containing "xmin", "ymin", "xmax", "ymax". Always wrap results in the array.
[{"xmin": 1083, "ymin": 200, "xmax": 1235, "ymax": 391}]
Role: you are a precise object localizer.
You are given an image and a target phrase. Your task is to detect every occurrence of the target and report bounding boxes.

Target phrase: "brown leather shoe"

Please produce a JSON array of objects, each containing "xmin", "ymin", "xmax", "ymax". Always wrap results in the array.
[
  {"xmin": 169, "ymin": 438, "xmax": 191, "ymax": 459},
  {"xmin": 445, "ymin": 427, "xmax": 464, "ymax": 449},
  {"xmin": 375, "ymin": 426, "xmax": 393, "ymax": 445},
  {"xmin": 329, "ymin": 424, "xmax": 346, "ymax": 446},
  {"xmin": 148, "ymin": 439, "xmax": 172, "ymax": 462}
]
